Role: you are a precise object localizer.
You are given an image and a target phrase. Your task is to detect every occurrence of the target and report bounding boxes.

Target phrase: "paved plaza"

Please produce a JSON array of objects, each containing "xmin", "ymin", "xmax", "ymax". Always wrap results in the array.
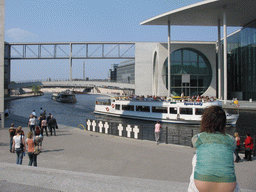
[{"xmin": 0, "ymin": 122, "xmax": 256, "ymax": 191}]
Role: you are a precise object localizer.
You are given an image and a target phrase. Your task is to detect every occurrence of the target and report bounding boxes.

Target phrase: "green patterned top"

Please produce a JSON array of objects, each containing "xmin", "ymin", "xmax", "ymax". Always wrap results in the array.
[{"xmin": 192, "ymin": 132, "xmax": 236, "ymax": 183}]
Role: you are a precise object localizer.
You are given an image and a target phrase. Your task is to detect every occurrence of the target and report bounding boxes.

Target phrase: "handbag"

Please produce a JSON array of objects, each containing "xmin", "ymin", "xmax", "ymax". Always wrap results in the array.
[
  {"xmin": 245, "ymin": 147, "xmax": 251, "ymax": 151},
  {"xmin": 34, "ymin": 146, "xmax": 41, "ymax": 155},
  {"xmin": 33, "ymin": 139, "xmax": 41, "ymax": 155}
]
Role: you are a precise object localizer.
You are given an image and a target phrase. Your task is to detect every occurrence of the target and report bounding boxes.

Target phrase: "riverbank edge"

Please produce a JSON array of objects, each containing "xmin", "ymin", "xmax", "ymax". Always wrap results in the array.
[{"xmin": 5, "ymin": 93, "xmax": 256, "ymax": 111}]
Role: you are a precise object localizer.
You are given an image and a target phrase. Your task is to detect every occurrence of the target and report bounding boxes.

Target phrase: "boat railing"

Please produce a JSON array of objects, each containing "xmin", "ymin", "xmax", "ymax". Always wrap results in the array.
[{"xmin": 111, "ymin": 96, "xmax": 220, "ymax": 103}]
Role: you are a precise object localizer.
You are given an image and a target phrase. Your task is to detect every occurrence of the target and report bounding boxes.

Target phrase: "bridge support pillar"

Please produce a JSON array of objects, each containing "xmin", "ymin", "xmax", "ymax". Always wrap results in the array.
[
  {"xmin": 0, "ymin": 0, "xmax": 5, "ymax": 128},
  {"xmin": 69, "ymin": 43, "xmax": 72, "ymax": 81}
]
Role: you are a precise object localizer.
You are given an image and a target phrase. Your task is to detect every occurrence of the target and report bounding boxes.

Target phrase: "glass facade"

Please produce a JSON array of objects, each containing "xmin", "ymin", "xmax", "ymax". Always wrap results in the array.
[
  {"xmin": 116, "ymin": 60, "xmax": 135, "ymax": 84},
  {"xmin": 227, "ymin": 21, "xmax": 256, "ymax": 100},
  {"xmin": 162, "ymin": 48, "xmax": 212, "ymax": 96}
]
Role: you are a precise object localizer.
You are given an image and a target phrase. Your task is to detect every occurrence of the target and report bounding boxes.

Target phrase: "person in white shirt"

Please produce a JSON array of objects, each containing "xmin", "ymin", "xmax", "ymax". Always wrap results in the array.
[
  {"xmin": 12, "ymin": 129, "xmax": 26, "ymax": 165},
  {"xmin": 31, "ymin": 110, "xmax": 37, "ymax": 118},
  {"xmin": 28, "ymin": 114, "xmax": 37, "ymax": 135}
]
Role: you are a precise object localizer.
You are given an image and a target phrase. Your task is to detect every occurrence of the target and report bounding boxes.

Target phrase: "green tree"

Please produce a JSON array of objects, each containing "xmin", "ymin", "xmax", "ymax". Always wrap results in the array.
[{"xmin": 32, "ymin": 85, "xmax": 41, "ymax": 95}]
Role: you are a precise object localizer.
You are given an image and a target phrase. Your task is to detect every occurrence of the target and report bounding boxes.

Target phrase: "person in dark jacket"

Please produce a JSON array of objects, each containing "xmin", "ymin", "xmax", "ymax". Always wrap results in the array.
[
  {"xmin": 46, "ymin": 113, "xmax": 52, "ymax": 133},
  {"xmin": 48, "ymin": 115, "xmax": 58, "ymax": 136}
]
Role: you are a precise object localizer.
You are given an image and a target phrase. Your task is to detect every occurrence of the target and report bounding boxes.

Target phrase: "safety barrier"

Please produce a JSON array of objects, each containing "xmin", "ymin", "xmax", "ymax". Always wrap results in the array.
[
  {"xmin": 84, "ymin": 119, "xmax": 256, "ymax": 155},
  {"xmin": 86, "ymin": 119, "xmax": 141, "ymax": 139}
]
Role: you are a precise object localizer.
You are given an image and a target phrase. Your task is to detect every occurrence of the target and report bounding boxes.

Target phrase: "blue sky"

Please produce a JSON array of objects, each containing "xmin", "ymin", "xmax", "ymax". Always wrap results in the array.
[{"xmin": 5, "ymin": 0, "xmax": 240, "ymax": 81}]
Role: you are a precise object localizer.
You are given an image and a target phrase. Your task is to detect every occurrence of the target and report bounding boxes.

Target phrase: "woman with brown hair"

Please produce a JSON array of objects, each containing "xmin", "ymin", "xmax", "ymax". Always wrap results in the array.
[
  {"xmin": 26, "ymin": 131, "xmax": 38, "ymax": 167},
  {"xmin": 188, "ymin": 106, "xmax": 238, "ymax": 192},
  {"xmin": 12, "ymin": 129, "xmax": 26, "ymax": 165}
]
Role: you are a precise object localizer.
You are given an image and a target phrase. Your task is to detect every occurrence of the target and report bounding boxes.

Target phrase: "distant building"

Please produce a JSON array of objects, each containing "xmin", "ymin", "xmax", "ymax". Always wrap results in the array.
[
  {"xmin": 116, "ymin": 60, "xmax": 135, "ymax": 84},
  {"xmin": 135, "ymin": 42, "xmax": 216, "ymax": 97},
  {"xmin": 109, "ymin": 64, "xmax": 118, "ymax": 82},
  {"xmin": 226, "ymin": 21, "xmax": 256, "ymax": 100}
]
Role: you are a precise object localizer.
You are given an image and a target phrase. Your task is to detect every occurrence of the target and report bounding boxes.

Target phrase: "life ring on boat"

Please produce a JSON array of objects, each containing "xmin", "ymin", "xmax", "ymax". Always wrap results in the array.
[
  {"xmin": 106, "ymin": 107, "xmax": 109, "ymax": 111},
  {"xmin": 111, "ymin": 104, "xmax": 115, "ymax": 108}
]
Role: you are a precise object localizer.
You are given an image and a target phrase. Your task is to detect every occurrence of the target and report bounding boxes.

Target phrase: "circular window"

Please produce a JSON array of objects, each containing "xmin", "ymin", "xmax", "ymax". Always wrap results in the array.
[{"xmin": 162, "ymin": 48, "xmax": 212, "ymax": 96}]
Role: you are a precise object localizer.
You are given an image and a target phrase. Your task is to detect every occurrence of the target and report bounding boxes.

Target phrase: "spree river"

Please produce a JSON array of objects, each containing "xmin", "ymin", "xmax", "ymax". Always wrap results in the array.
[{"xmin": 5, "ymin": 93, "xmax": 256, "ymax": 144}]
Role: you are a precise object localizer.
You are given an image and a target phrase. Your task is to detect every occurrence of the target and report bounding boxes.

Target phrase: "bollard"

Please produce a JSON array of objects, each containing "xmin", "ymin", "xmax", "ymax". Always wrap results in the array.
[
  {"xmin": 141, "ymin": 125, "xmax": 143, "ymax": 140},
  {"xmin": 166, "ymin": 127, "xmax": 168, "ymax": 144},
  {"xmin": 249, "ymin": 98, "xmax": 252, "ymax": 102}
]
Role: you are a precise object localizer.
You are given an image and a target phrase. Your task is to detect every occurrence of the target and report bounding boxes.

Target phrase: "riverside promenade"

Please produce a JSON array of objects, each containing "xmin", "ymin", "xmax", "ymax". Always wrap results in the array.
[{"xmin": 0, "ymin": 113, "xmax": 256, "ymax": 191}]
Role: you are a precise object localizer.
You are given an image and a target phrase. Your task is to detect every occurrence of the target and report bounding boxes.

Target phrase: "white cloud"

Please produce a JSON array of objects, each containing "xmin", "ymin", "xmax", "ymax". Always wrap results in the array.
[{"xmin": 5, "ymin": 28, "xmax": 38, "ymax": 42}]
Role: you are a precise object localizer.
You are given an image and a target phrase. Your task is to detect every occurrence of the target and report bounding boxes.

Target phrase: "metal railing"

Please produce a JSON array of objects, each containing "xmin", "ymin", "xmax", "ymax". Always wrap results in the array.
[
  {"xmin": 84, "ymin": 119, "xmax": 256, "ymax": 156},
  {"xmin": 85, "ymin": 119, "xmax": 200, "ymax": 147}
]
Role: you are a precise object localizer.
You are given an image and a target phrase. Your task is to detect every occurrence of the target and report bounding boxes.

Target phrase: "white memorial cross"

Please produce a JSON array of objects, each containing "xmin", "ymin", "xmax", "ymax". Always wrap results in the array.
[
  {"xmin": 92, "ymin": 120, "xmax": 96, "ymax": 132},
  {"xmin": 126, "ymin": 125, "xmax": 132, "ymax": 138},
  {"xmin": 87, "ymin": 120, "xmax": 91, "ymax": 131},
  {"xmin": 104, "ymin": 122, "xmax": 109, "ymax": 134},
  {"xmin": 118, "ymin": 124, "xmax": 123, "ymax": 136},
  {"xmin": 98, "ymin": 121, "xmax": 103, "ymax": 133},
  {"xmin": 133, "ymin": 125, "xmax": 139, "ymax": 139}
]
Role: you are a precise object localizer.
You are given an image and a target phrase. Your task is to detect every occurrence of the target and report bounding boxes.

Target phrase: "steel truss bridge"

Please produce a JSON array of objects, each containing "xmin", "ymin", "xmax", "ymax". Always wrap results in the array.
[{"xmin": 5, "ymin": 42, "xmax": 135, "ymax": 81}]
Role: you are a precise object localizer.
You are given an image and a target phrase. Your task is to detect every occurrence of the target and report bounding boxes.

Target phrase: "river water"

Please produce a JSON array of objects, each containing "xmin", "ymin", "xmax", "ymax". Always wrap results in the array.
[{"xmin": 5, "ymin": 93, "xmax": 256, "ymax": 145}]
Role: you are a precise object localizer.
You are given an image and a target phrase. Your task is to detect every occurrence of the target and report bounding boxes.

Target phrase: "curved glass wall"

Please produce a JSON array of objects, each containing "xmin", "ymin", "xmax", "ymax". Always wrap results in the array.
[{"xmin": 162, "ymin": 48, "xmax": 212, "ymax": 96}]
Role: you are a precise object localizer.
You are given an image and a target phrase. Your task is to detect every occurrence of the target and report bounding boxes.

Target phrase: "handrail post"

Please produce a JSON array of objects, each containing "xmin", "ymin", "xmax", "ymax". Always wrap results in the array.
[
  {"xmin": 178, "ymin": 129, "xmax": 180, "ymax": 145},
  {"xmin": 166, "ymin": 127, "xmax": 168, "ymax": 144},
  {"xmin": 191, "ymin": 129, "xmax": 194, "ymax": 148},
  {"xmin": 141, "ymin": 125, "xmax": 143, "ymax": 140}
]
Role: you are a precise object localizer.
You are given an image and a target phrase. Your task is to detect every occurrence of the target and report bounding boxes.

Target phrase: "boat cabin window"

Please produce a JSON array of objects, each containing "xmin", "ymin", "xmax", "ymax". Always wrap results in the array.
[
  {"xmin": 180, "ymin": 108, "xmax": 193, "ymax": 115},
  {"xmin": 136, "ymin": 106, "xmax": 150, "ymax": 112},
  {"xmin": 152, "ymin": 107, "xmax": 167, "ymax": 113},
  {"xmin": 115, "ymin": 104, "xmax": 120, "ymax": 110},
  {"xmin": 195, "ymin": 108, "xmax": 205, "ymax": 115},
  {"xmin": 122, "ymin": 105, "xmax": 134, "ymax": 111},
  {"xmin": 169, "ymin": 107, "xmax": 177, "ymax": 114}
]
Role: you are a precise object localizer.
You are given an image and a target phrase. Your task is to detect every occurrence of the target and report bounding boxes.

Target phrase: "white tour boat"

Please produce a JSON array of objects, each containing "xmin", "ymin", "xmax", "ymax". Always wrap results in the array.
[{"xmin": 94, "ymin": 98, "xmax": 239, "ymax": 125}]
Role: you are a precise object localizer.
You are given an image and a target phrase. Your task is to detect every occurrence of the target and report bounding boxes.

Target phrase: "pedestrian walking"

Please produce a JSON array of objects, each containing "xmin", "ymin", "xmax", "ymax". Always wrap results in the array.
[
  {"xmin": 26, "ymin": 131, "xmax": 38, "ymax": 167},
  {"xmin": 48, "ymin": 115, "xmax": 58, "ymax": 136},
  {"xmin": 31, "ymin": 110, "xmax": 37, "ymax": 118},
  {"xmin": 39, "ymin": 107, "xmax": 44, "ymax": 115},
  {"xmin": 154, "ymin": 121, "xmax": 161, "ymax": 145},
  {"xmin": 38, "ymin": 114, "xmax": 44, "ymax": 129},
  {"xmin": 47, "ymin": 113, "xmax": 52, "ymax": 132},
  {"xmin": 28, "ymin": 115, "xmax": 36, "ymax": 135},
  {"xmin": 12, "ymin": 129, "xmax": 26, "ymax": 165},
  {"xmin": 244, "ymin": 132, "xmax": 254, "ymax": 161},
  {"xmin": 9, "ymin": 123, "xmax": 16, "ymax": 153},
  {"xmin": 234, "ymin": 132, "xmax": 241, "ymax": 163},
  {"xmin": 16, "ymin": 126, "xmax": 25, "ymax": 136},
  {"xmin": 41, "ymin": 117, "xmax": 48, "ymax": 136}
]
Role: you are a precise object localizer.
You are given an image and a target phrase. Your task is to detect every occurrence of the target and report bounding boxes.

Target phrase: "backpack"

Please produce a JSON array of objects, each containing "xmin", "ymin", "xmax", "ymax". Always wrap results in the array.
[{"xmin": 35, "ymin": 127, "xmax": 41, "ymax": 136}]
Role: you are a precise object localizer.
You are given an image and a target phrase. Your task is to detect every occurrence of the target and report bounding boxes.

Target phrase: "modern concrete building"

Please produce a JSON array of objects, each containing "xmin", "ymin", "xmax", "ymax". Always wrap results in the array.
[
  {"xmin": 140, "ymin": 0, "xmax": 256, "ymax": 100},
  {"xmin": 135, "ymin": 42, "xmax": 216, "ymax": 97}
]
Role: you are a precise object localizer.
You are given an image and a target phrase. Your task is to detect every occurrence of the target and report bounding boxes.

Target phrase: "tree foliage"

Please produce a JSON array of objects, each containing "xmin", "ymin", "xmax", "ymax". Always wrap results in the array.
[{"xmin": 32, "ymin": 85, "xmax": 41, "ymax": 95}]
